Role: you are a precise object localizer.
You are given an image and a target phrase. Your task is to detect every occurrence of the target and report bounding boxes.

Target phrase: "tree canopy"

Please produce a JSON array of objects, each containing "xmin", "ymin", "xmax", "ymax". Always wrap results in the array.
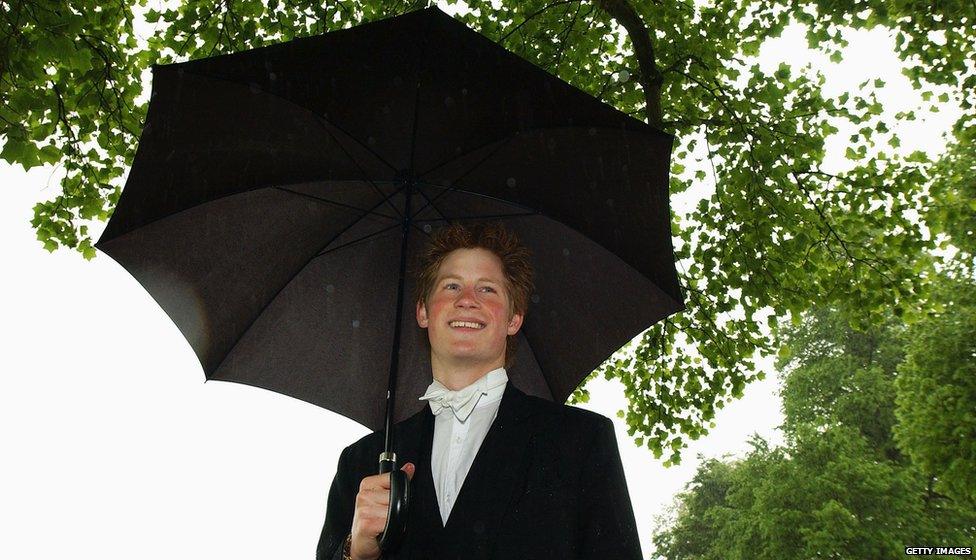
[
  {"xmin": 3, "ymin": 0, "xmax": 974, "ymax": 464},
  {"xmin": 894, "ymin": 271, "xmax": 976, "ymax": 505},
  {"xmin": 652, "ymin": 288, "xmax": 976, "ymax": 558}
]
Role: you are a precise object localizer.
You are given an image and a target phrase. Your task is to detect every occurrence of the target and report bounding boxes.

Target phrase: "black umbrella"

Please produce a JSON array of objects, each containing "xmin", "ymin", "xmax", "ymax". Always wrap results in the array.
[{"xmin": 95, "ymin": 6, "xmax": 683, "ymax": 550}]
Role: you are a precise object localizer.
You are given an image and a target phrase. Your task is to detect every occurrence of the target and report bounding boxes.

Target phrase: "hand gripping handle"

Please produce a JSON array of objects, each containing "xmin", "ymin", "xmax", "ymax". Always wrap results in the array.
[{"xmin": 377, "ymin": 452, "xmax": 411, "ymax": 552}]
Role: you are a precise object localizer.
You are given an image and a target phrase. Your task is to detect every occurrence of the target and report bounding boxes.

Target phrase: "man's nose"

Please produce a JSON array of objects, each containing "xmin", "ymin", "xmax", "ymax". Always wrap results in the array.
[{"xmin": 454, "ymin": 287, "xmax": 479, "ymax": 306}]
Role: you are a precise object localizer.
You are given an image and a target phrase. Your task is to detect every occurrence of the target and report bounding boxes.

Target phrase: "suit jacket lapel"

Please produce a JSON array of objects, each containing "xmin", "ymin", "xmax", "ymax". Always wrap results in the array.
[
  {"xmin": 441, "ymin": 382, "xmax": 539, "ymax": 555},
  {"xmin": 390, "ymin": 381, "xmax": 540, "ymax": 559},
  {"xmin": 391, "ymin": 403, "xmax": 433, "ymax": 473},
  {"xmin": 382, "ymin": 404, "xmax": 439, "ymax": 560},
  {"xmin": 411, "ymin": 406, "xmax": 442, "ymax": 535}
]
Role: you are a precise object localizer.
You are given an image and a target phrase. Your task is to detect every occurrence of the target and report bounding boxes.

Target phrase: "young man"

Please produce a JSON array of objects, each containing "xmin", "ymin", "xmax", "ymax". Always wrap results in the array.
[{"xmin": 317, "ymin": 222, "xmax": 642, "ymax": 560}]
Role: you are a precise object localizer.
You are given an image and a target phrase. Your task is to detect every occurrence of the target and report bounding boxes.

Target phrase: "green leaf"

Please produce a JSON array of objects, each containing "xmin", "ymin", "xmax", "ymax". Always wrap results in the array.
[{"xmin": 37, "ymin": 145, "xmax": 61, "ymax": 165}]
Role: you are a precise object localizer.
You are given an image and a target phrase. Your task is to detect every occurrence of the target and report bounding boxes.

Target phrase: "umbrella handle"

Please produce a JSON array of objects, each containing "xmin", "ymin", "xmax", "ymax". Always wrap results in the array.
[{"xmin": 377, "ymin": 453, "xmax": 411, "ymax": 552}]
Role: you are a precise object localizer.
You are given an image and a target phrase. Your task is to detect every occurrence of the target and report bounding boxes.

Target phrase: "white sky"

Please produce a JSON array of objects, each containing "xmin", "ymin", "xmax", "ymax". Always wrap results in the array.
[{"xmin": 0, "ymin": 13, "xmax": 960, "ymax": 560}]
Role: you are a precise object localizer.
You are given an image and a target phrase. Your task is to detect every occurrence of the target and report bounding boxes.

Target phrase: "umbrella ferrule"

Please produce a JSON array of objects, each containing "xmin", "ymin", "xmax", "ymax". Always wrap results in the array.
[{"xmin": 378, "ymin": 451, "xmax": 398, "ymax": 474}]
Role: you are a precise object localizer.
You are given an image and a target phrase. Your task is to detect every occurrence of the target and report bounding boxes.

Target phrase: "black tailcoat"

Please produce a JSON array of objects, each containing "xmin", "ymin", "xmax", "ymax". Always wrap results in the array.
[{"xmin": 316, "ymin": 382, "xmax": 643, "ymax": 559}]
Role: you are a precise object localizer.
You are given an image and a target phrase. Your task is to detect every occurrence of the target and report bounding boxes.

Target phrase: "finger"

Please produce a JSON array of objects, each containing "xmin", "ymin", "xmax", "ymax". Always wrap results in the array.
[
  {"xmin": 369, "ymin": 486, "xmax": 391, "ymax": 506},
  {"xmin": 356, "ymin": 486, "xmax": 390, "ymax": 508},
  {"xmin": 360, "ymin": 472, "xmax": 392, "ymax": 492},
  {"xmin": 354, "ymin": 505, "xmax": 390, "ymax": 535},
  {"xmin": 401, "ymin": 462, "xmax": 416, "ymax": 481}
]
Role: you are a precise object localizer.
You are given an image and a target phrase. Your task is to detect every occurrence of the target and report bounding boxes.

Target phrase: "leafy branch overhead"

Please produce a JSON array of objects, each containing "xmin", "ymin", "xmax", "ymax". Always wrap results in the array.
[{"xmin": 3, "ymin": 0, "xmax": 973, "ymax": 464}]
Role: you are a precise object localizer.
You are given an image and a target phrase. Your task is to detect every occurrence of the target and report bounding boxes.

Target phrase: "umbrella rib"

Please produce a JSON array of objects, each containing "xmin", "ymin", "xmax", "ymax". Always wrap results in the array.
[
  {"xmin": 416, "ymin": 133, "xmax": 515, "ymax": 180},
  {"xmin": 313, "ymin": 114, "xmax": 403, "ymax": 219},
  {"xmin": 176, "ymin": 68, "xmax": 401, "ymax": 174},
  {"xmin": 413, "ymin": 211, "xmax": 537, "ymax": 223},
  {"xmin": 420, "ymin": 135, "xmax": 516, "ymax": 195},
  {"xmin": 409, "ymin": 136, "xmax": 519, "ymax": 218},
  {"xmin": 273, "ymin": 186, "xmax": 401, "ymax": 220},
  {"xmin": 416, "ymin": 124, "xmax": 670, "ymax": 181},
  {"xmin": 407, "ymin": 14, "xmax": 432, "ymax": 176},
  {"xmin": 409, "ymin": 181, "xmax": 539, "ymax": 229},
  {"xmin": 97, "ymin": 179, "xmax": 409, "ymax": 249},
  {"xmin": 209, "ymin": 184, "xmax": 408, "ymax": 381},
  {"xmin": 408, "ymin": 221, "xmax": 435, "ymax": 239},
  {"xmin": 408, "ymin": 73, "xmax": 422, "ymax": 176},
  {"xmin": 176, "ymin": 68, "xmax": 403, "ymax": 202},
  {"xmin": 314, "ymin": 222, "xmax": 403, "ymax": 258},
  {"xmin": 412, "ymin": 185, "xmax": 450, "ymax": 222},
  {"xmin": 411, "ymin": 176, "xmax": 541, "ymax": 227},
  {"xmin": 417, "ymin": 180, "xmax": 540, "ymax": 215},
  {"xmin": 312, "ymin": 114, "xmax": 398, "ymax": 174},
  {"xmin": 311, "ymin": 182, "xmax": 409, "ymax": 257}
]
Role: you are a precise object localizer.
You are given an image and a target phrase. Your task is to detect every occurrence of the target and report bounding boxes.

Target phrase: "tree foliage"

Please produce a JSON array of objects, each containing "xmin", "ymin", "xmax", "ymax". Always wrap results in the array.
[
  {"xmin": 775, "ymin": 305, "xmax": 906, "ymax": 459},
  {"xmin": 923, "ymin": 133, "xmax": 976, "ymax": 262},
  {"xmin": 1, "ymin": 0, "xmax": 146, "ymax": 258},
  {"xmin": 3, "ymin": 0, "xmax": 974, "ymax": 463},
  {"xmin": 894, "ymin": 271, "xmax": 976, "ymax": 505},
  {"xmin": 653, "ymin": 293, "xmax": 976, "ymax": 559}
]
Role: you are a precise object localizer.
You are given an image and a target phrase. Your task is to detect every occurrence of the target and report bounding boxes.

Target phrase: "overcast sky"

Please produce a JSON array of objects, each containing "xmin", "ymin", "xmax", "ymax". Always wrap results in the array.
[{"xmin": 0, "ymin": 12, "xmax": 959, "ymax": 560}]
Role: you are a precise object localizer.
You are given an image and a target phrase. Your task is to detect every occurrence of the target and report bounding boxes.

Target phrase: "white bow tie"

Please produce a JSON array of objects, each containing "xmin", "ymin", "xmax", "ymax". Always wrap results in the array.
[{"xmin": 419, "ymin": 378, "xmax": 488, "ymax": 422}]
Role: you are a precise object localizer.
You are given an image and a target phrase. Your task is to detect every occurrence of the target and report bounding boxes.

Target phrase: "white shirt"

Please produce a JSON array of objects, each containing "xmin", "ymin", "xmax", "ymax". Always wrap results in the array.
[{"xmin": 419, "ymin": 367, "xmax": 508, "ymax": 526}]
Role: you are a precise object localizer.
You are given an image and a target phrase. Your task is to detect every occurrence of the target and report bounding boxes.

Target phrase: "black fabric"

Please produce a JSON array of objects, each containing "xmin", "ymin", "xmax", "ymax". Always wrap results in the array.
[
  {"xmin": 316, "ymin": 382, "xmax": 643, "ymax": 560},
  {"xmin": 95, "ymin": 6, "xmax": 683, "ymax": 431}
]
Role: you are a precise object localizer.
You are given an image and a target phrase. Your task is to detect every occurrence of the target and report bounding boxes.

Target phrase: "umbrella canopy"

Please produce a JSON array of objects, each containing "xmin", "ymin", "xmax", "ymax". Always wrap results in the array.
[{"xmin": 95, "ymin": 6, "xmax": 683, "ymax": 433}]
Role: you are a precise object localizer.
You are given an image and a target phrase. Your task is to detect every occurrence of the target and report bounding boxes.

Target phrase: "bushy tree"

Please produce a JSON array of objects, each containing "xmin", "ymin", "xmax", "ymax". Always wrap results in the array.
[
  {"xmin": 894, "ymin": 271, "xmax": 976, "ymax": 505},
  {"xmin": 775, "ymin": 305, "xmax": 905, "ymax": 458},
  {"xmin": 654, "ymin": 294, "xmax": 976, "ymax": 558}
]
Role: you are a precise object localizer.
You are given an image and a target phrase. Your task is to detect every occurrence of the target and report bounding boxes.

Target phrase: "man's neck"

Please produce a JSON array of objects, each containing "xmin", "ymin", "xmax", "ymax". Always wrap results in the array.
[{"xmin": 431, "ymin": 360, "xmax": 504, "ymax": 391}]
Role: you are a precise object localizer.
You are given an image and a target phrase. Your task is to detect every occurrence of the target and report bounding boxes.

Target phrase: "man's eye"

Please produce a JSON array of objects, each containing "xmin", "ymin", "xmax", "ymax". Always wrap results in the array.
[
  {"xmin": 480, "ymin": 286, "xmax": 496, "ymax": 293},
  {"xmin": 445, "ymin": 283, "xmax": 459, "ymax": 290}
]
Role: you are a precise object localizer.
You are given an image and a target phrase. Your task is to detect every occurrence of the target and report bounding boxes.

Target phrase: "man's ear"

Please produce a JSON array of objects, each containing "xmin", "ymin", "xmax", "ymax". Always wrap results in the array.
[
  {"xmin": 416, "ymin": 300, "xmax": 429, "ymax": 328},
  {"xmin": 507, "ymin": 311, "xmax": 524, "ymax": 336}
]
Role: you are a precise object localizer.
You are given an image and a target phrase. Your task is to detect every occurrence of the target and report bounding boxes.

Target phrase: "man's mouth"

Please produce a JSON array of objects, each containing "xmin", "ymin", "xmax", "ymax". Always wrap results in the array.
[{"xmin": 449, "ymin": 321, "xmax": 486, "ymax": 329}]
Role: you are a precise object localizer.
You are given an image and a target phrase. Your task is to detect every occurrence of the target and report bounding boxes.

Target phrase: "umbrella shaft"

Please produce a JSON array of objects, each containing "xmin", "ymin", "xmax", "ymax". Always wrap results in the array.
[{"xmin": 383, "ymin": 178, "xmax": 414, "ymax": 461}]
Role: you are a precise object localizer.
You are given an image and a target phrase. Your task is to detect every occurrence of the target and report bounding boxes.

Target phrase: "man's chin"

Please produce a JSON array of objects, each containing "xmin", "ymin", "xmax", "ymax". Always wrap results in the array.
[{"xmin": 433, "ymin": 351, "xmax": 505, "ymax": 370}]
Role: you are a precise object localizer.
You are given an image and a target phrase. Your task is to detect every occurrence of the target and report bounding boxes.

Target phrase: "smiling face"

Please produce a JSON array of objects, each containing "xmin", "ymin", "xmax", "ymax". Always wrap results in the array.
[{"xmin": 416, "ymin": 248, "xmax": 524, "ymax": 385}]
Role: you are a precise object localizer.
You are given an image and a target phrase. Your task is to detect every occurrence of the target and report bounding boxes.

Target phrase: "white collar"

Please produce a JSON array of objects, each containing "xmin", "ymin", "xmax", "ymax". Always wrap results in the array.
[{"xmin": 419, "ymin": 368, "xmax": 508, "ymax": 422}]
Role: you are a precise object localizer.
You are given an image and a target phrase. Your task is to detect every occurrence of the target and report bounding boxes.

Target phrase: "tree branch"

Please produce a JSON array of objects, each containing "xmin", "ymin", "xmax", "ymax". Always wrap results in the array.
[
  {"xmin": 592, "ymin": 0, "xmax": 662, "ymax": 128},
  {"xmin": 499, "ymin": 0, "xmax": 580, "ymax": 44}
]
